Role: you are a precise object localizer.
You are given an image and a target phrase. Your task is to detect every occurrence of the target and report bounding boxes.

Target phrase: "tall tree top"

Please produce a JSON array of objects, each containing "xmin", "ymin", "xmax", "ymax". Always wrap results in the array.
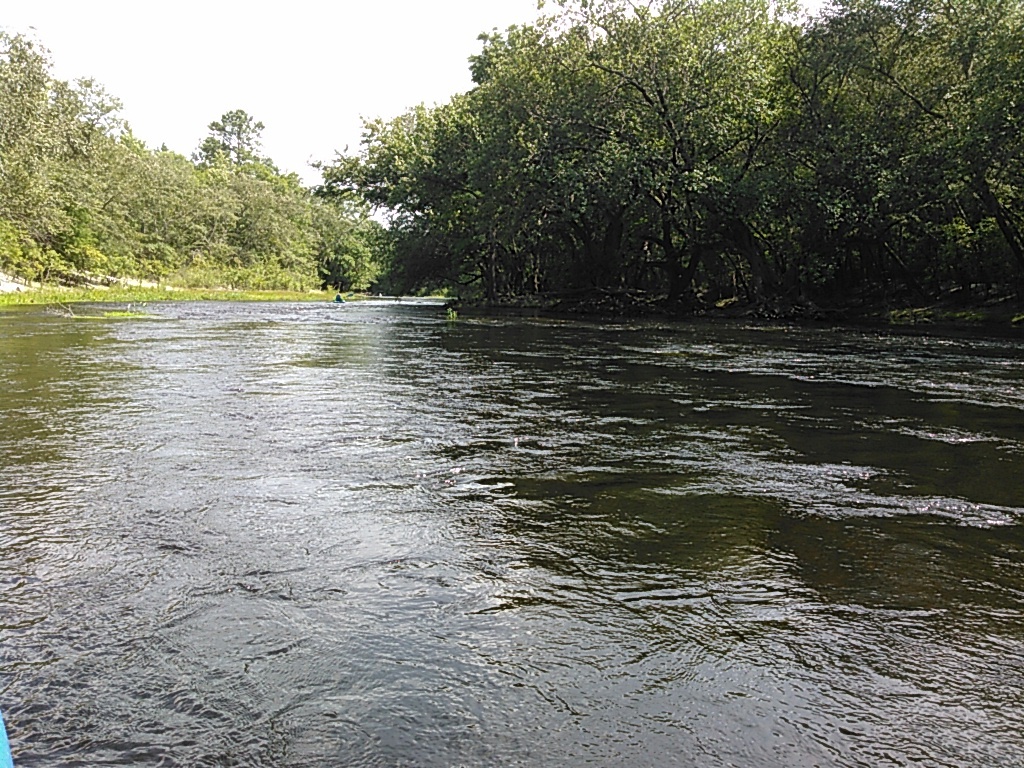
[{"xmin": 195, "ymin": 109, "xmax": 266, "ymax": 167}]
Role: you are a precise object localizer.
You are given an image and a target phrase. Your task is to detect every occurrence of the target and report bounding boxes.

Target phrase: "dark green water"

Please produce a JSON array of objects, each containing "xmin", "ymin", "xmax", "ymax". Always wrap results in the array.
[{"xmin": 1, "ymin": 300, "xmax": 1022, "ymax": 767}]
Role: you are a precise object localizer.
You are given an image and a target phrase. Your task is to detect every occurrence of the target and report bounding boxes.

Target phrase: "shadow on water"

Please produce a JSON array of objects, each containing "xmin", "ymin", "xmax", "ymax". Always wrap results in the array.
[{"xmin": 424, "ymin": 315, "xmax": 1024, "ymax": 766}]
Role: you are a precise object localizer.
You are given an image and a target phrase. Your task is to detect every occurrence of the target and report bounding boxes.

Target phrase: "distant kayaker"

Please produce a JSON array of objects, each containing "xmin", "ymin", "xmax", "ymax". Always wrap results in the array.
[{"xmin": 334, "ymin": 292, "xmax": 345, "ymax": 303}]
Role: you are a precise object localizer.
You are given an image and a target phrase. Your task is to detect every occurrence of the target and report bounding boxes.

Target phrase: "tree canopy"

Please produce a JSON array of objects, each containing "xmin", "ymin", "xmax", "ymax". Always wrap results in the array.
[
  {"xmin": 330, "ymin": 0, "xmax": 1024, "ymax": 312},
  {"xmin": 7, "ymin": 1, "xmax": 1022, "ymax": 309},
  {"xmin": 0, "ymin": 32, "xmax": 382, "ymax": 291}
]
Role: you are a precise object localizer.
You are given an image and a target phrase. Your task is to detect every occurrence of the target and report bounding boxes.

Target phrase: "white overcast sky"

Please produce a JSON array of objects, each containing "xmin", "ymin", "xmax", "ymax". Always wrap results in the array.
[
  {"xmin": 2, "ymin": 0, "xmax": 546, "ymax": 183},
  {"xmin": 3, "ymin": 0, "xmax": 825, "ymax": 186}
]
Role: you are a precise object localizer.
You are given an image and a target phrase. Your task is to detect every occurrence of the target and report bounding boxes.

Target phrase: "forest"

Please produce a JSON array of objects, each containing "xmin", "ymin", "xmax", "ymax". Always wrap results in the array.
[
  {"xmin": 0, "ymin": 32, "xmax": 381, "ymax": 293},
  {"xmin": 3, "ymin": 0, "xmax": 1023, "ymax": 315},
  {"xmin": 325, "ymin": 0, "xmax": 1024, "ymax": 316}
]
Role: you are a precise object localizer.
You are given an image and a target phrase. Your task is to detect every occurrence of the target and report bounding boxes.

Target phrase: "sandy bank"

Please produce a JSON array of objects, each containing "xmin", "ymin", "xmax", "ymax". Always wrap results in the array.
[{"xmin": 0, "ymin": 271, "xmax": 32, "ymax": 293}]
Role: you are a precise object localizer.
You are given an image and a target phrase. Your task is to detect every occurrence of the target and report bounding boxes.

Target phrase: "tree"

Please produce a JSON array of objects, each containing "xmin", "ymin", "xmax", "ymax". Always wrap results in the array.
[
  {"xmin": 0, "ymin": 33, "xmax": 75, "ymax": 243},
  {"xmin": 312, "ymin": 197, "xmax": 383, "ymax": 291},
  {"xmin": 0, "ymin": 32, "xmax": 125, "ymax": 278},
  {"xmin": 195, "ymin": 109, "xmax": 267, "ymax": 167},
  {"xmin": 779, "ymin": 0, "xmax": 1024, "ymax": 300},
  {"xmin": 331, "ymin": 0, "xmax": 1023, "ymax": 308}
]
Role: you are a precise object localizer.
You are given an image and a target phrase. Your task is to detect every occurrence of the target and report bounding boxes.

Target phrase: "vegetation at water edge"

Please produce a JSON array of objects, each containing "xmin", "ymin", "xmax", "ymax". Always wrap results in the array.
[
  {"xmin": 0, "ymin": 33, "xmax": 384, "ymax": 294},
  {"xmin": 324, "ymin": 0, "xmax": 1024, "ymax": 320},
  {"xmin": 4, "ymin": 0, "xmax": 1023, "ymax": 323},
  {"xmin": 0, "ymin": 285, "xmax": 341, "ymax": 306}
]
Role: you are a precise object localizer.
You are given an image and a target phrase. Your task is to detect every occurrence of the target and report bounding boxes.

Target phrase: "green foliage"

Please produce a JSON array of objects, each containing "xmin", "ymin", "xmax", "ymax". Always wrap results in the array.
[
  {"xmin": 0, "ymin": 284, "xmax": 335, "ymax": 306},
  {"xmin": 101, "ymin": 309, "xmax": 152, "ymax": 318},
  {"xmin": 0, "ymin": 33, "xmax": 383, "ymax": 294},
  {"xmin": 889, "ymin": 307, "xmax": 934, "ymax": 325},
  {"xmin": 328, "ymin": 0, "xmax": 1024, "ymax": 311},
  {"xmin": 0, "ymin": 218, "xmax": 41, "ymax": 276},
  {"xmin": 194, "ymin": 109, "xmax": 268, "ymax": 167},
  {"xmin": 943, "ymin": 310, "xmax": 984, "ymax": 323},
  {"xmin": 312, "ymin": 199, "xmax": 382, "ymax": 291}
]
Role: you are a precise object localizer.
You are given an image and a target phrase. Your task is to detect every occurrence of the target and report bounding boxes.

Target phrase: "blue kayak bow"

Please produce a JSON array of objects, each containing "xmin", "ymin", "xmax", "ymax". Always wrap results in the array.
[{"xmin": 0, "ymin": 708, "xmax": 12, "ymax": 768}]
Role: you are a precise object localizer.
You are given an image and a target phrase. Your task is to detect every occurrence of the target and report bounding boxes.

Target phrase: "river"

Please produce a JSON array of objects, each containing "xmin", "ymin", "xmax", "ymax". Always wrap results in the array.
[{"xmin": 1, "ymin": 300, "xmax": 1022, "ymax": 767}]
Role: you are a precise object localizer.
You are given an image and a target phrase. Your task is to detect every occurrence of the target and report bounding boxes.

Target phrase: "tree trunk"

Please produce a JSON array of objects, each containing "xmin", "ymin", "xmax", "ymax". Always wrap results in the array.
[
  {"xmin": 975, "ymin": 174, "xmax": 1024, "ymax": 274},
  {"xmin": 727, "ymin": 219, "xmax": 776, "ymax": 301}
]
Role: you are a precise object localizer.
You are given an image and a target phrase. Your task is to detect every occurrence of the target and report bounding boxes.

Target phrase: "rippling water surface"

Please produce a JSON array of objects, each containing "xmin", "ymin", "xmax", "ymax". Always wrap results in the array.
[{"xmin": 1, "ymin": 300, "xmax": 1023, "ymax": 767}]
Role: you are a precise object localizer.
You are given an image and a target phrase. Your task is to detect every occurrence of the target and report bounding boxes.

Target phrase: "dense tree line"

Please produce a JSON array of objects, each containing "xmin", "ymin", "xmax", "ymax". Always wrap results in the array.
[
  {"xmin": 327, "ymin": 0, "xmax": 1024, "ymax": 312},
  {"xmin": 0, "ymin": 31, "xmax": 381, "ymax": 291}
]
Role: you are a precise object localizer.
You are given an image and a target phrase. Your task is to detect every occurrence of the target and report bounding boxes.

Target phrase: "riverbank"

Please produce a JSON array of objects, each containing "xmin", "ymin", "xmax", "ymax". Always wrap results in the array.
[
  {"xmin": 0, "ymin": 280, "xmax": 342, "ymax": 306},
  {"xmin": 0, "ymin": 271, "xmax": 28, "ymax": 294},
  {"xmin": 453, "ymin": 287, "xmax": 1024, "ymax": 335},
  {"xmin": 0, "ymin": 267, "xmax": 355, "ymax": 305}
]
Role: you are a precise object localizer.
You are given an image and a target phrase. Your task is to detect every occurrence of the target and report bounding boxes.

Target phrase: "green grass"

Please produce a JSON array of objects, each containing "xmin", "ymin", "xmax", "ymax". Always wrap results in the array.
[
  {"xmin": 942, "ymin": 310, "xmax": 985, "ymax": 322},
  {"xmin": 101, "ymin": 309, "xmax": 153, "ymax": 318},
  {"xmin": 0, "ymin": 284, "xmax": 340, "ymax": 306},
  {"xmin": 888, "ymin": 307, "xmax": 934, "ymax": 325},
  {"xmin": 67, "ymin": 313, "xmax": 155, "ymax": 321}
]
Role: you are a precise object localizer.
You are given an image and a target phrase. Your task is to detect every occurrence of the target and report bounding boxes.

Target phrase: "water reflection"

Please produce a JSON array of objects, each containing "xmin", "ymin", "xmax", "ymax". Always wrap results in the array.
[{"xmin": 0, "ymin": 303, "xmax": 1022, "ymax": 767}]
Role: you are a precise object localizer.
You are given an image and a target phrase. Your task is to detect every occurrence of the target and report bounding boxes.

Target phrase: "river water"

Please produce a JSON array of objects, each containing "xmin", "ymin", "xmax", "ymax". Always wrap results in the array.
[{"xmin": 1, "ymin": 300, "xmax": 1022, "ymax": 767}]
